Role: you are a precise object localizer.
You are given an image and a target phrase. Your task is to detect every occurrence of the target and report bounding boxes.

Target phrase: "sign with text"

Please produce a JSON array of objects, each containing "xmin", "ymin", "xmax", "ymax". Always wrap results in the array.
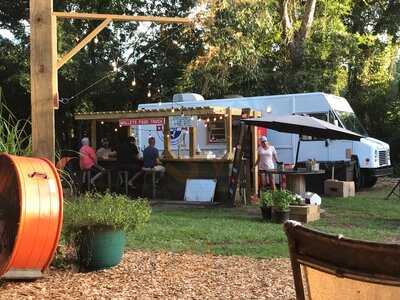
[
  {"xmin": 119, "ymin": 118, "xmax": 165, "ymax": 127},
  {"xmin": 169, "ymin": 116, "xmax": 197, "ymax": 128}
]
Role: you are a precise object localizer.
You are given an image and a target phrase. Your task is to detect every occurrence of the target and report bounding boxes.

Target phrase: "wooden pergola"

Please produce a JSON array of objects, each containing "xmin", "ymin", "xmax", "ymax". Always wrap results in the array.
[
  {"xmin": 75, "ymin": 106, "xmax": 261, "ymax": 160},
  {"xmin": 30, "ymin": 1, "xmax": 192, "ymax": 162}
]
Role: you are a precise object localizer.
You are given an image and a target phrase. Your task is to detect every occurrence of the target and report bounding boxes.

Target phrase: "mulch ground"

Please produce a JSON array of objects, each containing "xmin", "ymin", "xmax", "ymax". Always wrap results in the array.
[{"xmin": 0, "ymin": 251, "xmax": 295, "ymax": 299}]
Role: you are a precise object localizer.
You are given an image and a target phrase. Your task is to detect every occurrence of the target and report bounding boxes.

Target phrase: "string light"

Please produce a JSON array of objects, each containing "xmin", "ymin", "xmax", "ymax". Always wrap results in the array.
[
  {"xmin": 94, "ymin": 37, "xmax": 99, "ymax": 44},
  {"xmin": 224, "ymin": 113, "xmax": 229, "ymax": 117},
  {"xmin": 131, "ymin": 77, "xmax": 136, "ymax": 87},
  {"xmin": 101, "ymin": 121, "xmax": 104, "ymax": 125},
  {"xmin": 114, "ymin": 128, "xmax": 118, "ymax": 132},
  {"xmin": 219, "ymin": 115, "xmax": 223, "ymax": 120},
  {"xmin": 204, "ymin": 123, "xmax": 208, "ymax": 128},
  {"xmin": 171, "ymin": 108, "xmax": 175, "ymax": 113},
  {"xmin": 147, "ymin": 90, "xmax": 152, "ymax": 98},
  {"xmin": 158, "ymin": 101, "xmax": 162, "ymax": 106},
  {"xmin": 213, "ymin": 117, "xmax": 217, "ymax": 122},
  {"xmin": 206, "ymin": 118, "xmax": 210, "ymax": 122}
]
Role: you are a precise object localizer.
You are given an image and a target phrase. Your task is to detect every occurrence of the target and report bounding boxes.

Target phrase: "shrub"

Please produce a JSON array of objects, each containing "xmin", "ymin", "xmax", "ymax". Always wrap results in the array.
[
  {"xmin": 271, "ymin": 190, "xmax": 295, "ymax": 212},
  {"xmin": 260, "ymin": 191, "xmax": 273, "ymax": 207},
  {"xmin": 63, "ymin": 193, "xmax": 151, "ymax": 244}
]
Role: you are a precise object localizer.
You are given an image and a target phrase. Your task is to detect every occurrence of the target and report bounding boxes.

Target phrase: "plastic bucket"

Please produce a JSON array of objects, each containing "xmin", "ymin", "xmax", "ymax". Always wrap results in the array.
[
  {"xmin": 78, "ymin": 228, "xmax": 125, "ymax": 271},
  {"xmin": 0, "ymin": 154, "xmax": 63, "ymax": 279}
]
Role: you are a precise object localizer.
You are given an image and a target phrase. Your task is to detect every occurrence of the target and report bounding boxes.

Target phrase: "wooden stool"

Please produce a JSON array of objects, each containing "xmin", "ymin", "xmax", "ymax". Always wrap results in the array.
[
  {"xmin": 117, "ymin": 170, "xmax": 129, "ymax": 195},
  {"xmin": 81, "ymin": 169, "xmax": 92, "ymax": 191},
  {"xmin": 142, "ymin": 167, "xmax": 165, "ymax": 199}
]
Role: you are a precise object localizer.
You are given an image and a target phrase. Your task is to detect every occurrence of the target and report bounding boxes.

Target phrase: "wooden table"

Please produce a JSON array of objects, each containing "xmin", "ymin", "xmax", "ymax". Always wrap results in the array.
[{"xmin": 264, "ymin": 169, "xmax": 325, "ymax": 194}]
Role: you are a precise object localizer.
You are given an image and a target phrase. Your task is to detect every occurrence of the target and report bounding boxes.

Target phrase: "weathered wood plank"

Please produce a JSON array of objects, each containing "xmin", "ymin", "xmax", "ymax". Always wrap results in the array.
[
  {"xmin": 53, "ymin": 12, "xmax": 192, "ymax": 24},
  {"xmin": 57, "ymin": 18, "xmax": 111, "ymax": 69},
  {"xmin": 30, "ymin": 0, "xmax": 57, "ymax": 161}
]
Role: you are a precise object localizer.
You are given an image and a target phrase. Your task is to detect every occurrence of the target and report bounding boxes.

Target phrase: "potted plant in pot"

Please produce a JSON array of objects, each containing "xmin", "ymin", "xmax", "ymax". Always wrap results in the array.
[
  {"xmin": 63, "ymin": 193, "xmax": 151, "ymax": 271},
  {"xmin": 271, "ymin": 190, "xmax": 294, "ymax": 223},
  {"xmin": 260, "ymin": 191, "xmax": 273, "ymax": 221}
]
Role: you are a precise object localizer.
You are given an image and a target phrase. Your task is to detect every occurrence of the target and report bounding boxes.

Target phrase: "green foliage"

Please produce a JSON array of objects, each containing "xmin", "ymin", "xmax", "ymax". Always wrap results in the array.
[
  {"xmin": 63, "ymin": 193, "xmax": 151, "ymax": 244},
  {"xmin": 0, "ymin": 88, "xmax": 31, "ymax": 155},
  {"xmin": 260, "ymin": 191, "xmax": 273, "ymax": 207},
  {"xmin": 271, "ymin": 190, "xmax": 296, "ymax": 212}
]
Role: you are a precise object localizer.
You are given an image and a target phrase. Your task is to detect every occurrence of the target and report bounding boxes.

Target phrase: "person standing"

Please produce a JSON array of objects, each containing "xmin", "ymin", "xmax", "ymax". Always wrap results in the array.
[{"xmin": 255, "ymin": 136, "xmax": 279, "ymax": 191}]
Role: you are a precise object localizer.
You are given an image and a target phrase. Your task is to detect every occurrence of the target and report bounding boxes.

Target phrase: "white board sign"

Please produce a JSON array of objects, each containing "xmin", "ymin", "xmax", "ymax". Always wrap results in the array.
[
  {"xmin": 169, "ymin": 116, "xmax": 197, "ymax": 128},
  {"xmin": 184, "ymin": 179, "xmax": 217, "ymax": 202}
]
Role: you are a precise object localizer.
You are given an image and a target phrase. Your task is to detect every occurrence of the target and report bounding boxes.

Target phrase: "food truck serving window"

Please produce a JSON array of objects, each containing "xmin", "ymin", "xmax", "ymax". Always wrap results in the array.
[{"xmin": 208, "ymin": 120, "xmax": 226, "ymax": 144}]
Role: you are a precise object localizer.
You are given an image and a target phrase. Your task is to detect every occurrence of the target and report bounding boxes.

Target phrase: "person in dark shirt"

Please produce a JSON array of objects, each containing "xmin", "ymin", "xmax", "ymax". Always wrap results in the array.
[
  {"xmin": 143, "ymin": 137, "xmax": 160, "ymax": 168},
  {"xmin": 142, "ymin": 137, "xmax": 166, "ymax": 173},
  {"xmin": 117, "ymin": 136, "xmax": 139, "ymax": 165}
]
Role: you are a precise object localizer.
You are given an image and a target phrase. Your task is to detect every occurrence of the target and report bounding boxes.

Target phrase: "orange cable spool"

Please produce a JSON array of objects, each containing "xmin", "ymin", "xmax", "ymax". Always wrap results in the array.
[{"xmin": 0, "ymin": 154, "xmax": 63, "ymax": 279}]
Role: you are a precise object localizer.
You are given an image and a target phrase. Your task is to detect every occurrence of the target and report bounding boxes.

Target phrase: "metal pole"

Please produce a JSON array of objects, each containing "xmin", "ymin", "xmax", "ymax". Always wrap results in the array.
[{"xmin": 295, "ymin": 137, "xmax": 301, "ymax": 166}]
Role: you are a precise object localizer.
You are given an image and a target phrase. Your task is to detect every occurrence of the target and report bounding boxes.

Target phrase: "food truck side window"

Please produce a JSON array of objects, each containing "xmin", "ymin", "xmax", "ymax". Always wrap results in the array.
[{"xmin": 208, "ymin": 120, "xmax": 226, "ymax": 144}]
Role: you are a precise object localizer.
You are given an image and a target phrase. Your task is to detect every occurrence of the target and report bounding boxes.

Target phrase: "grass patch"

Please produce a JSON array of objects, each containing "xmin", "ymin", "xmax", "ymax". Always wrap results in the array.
[{"xmin": 127, "ymin": 186, "xmax": 400, "ymax": 258}]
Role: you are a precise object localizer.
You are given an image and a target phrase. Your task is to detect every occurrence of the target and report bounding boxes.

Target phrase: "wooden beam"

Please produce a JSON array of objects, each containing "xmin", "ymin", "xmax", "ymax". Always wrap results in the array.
[
  {"xmin": 53, "ymin": 12, "xmax": 192, "ymax": 24},
  {"xmin": 251, "ymin": 126, "xmax": 259, "ymax": 195},
  {"xmin": 163, "ymin": 117, "xmax": 173, "ymax": 159},
  {"xmin": 225, "ymin": 108, "xmax": 233, "ymax": 159},
  {"xmin": 189, "ymin": 127, "xmax": 197, "ymax": 158},
  {"xmin": 57, "ymin": 18, "xmax": 111, "ymax": 69},
  {"xmin": 90, "ymin": 120, "xmax": 97, "ymax": 149},
  {"xmin": 30, "ymin": 0, "xmax": 58, "ymax": 162}
]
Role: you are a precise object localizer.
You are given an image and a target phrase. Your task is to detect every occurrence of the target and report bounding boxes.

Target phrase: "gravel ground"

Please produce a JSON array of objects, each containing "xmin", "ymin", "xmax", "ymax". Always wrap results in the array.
[{"xmin": 0, "ymin": 251, "xmax": 295, "ymax": 299}]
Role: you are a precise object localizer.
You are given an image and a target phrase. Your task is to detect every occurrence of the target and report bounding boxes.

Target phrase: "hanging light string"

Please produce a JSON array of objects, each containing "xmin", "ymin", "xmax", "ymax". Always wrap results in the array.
[{"xmin": 60, "ymin": 24, "xmax": 185, "ymax": 105}]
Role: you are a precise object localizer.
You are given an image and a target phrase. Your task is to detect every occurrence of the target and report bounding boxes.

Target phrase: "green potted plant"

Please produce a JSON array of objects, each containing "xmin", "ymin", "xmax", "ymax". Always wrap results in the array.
[
  {"xmin": 260, "ymin": 191, "xmax": 273, "ymax": 221},
  {"xmin": 63, "ymin": 193, "xmax": 151, "ymax": 271},
  {"xmin": 271, "ymin": 190, "xmax": 294, "ymax": 223}
]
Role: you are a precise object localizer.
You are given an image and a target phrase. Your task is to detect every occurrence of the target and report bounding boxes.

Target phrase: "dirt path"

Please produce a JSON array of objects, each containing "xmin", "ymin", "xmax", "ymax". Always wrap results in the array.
[{"xmin": 0, "ymin": 251, "xmax": 295, "ymax": 299}]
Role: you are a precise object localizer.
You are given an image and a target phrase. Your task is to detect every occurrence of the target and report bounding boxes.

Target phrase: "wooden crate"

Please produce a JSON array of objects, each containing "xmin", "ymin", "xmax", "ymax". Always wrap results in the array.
[
  {"xmin": 324, "ymin": 179, "xmax": 355, "ymax": 198},
  {"xmin": 289, "ymin": 205, "xmax": 320, "ymax": 223}
]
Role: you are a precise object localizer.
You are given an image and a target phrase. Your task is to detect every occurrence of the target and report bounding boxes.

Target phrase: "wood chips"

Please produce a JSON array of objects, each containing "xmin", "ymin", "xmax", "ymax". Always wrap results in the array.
[{"xmin": 0, "ymin": 251, "xmax": 295, "ymax": 299}]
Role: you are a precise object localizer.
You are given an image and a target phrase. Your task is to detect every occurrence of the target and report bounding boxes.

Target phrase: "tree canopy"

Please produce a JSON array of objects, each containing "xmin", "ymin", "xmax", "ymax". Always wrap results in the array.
[{"xmin": 0, "ymin": 0, "xmax": 399, "ymax": 153}]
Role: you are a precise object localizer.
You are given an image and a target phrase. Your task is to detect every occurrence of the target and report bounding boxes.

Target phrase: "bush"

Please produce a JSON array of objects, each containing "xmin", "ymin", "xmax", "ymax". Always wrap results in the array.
[
  {"xmin": 260, "ymin": 191, "xmax": 273, "ymax": 207},
  {"xmin": 63, "ymin": 193, "xmax": 151, "ymax": 244},
  {"xmin": 271, "ymin": 190, "xmax": 295, "ymax": 212}
]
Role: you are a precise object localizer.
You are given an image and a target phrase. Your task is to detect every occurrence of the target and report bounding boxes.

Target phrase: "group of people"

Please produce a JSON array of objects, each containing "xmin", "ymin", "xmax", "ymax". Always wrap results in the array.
[{"xmin": 79, "ymin": 136, "xmax": 163, "ymax": 187}]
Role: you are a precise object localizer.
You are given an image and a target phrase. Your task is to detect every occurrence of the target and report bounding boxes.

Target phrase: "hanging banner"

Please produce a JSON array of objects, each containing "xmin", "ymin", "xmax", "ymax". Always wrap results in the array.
[
  {"xmin": 169, "ymin": 116, "xmax": 197, "ymax": 128},
  {"xmin": 119, "ymin": 118, "xmax": 165, "ymax": 127}
]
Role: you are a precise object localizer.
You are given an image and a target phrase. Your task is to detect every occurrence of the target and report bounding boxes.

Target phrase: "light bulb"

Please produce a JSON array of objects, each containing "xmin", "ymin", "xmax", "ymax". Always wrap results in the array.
[
  {"xmin": 94, "ymin": 37, "xmax": 99, "ymax": 44},
  {"xmin": 101, "ymin": 121, "xmax": 104, "ymax": 125},
  {"xmin": 114, "ymin": 128, "xmax": 118, "ymax": 132},
  {"xmin": 224, "ymin": 113, "xmax": 229, "ymax": 117},
  {"xmin": 158, "ymin": 101, "xmax": 162, "ymax": 106},
  {"xmin": 147, "ymin": 90, "xmax": 152, "ymax": 98},
  {"xmin": 206, "ymin": 118, "xmax": 210, "ymax": 122},
  {"xmin": 157, "ymin": 88, "xmax": 161, "ymax": 93},
  {"xmin": 171, "ymin": 108, "xmax": 175, "ymax": 113},
  {"xmin": 213, "ymin": 117, "xmax": 217, "ymax": 122},
  {"xmin": 131, "ymin": 78, "xmax": 136, "ymax": 87},
  {"xmin": 219, "ymin": 115, "xmax": 223, "ymax": 120},
  {"xmin": 204, "ymin": 123, "xmax": 208, "ymax": 128}
]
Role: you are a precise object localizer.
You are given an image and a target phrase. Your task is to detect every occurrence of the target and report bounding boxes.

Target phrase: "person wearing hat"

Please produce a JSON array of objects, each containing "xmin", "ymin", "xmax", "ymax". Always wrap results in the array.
[{"xmin": 256, "ymin": 136, "xmax": 279, "ymax": 191}]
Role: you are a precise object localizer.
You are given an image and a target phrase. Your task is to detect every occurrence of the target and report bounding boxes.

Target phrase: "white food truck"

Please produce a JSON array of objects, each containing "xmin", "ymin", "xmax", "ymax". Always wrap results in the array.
[{"xmin": 136, "ymin": 92, "xmax": 392, "ymax": 188}]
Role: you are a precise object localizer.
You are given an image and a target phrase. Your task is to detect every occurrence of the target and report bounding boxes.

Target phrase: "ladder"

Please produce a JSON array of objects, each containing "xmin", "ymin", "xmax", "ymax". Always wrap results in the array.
[{"xmin": 228, "ymin": 122, "xmax": 250, "ymax": 207}]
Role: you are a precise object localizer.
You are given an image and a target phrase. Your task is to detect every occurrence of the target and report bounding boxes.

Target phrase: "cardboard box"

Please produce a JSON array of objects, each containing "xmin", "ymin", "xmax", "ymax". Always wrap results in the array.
[
  {"xmin": 324, "ymin": 179, "xmax": 355, "ymax": 197},
  {"xmin": 289, "ymin": 205, "xmax": 320, "ymax": 223}
]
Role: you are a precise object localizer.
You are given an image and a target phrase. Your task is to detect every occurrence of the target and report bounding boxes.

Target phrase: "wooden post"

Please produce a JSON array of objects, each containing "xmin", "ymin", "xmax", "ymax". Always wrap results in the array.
[
  {"xmin": 90, "ymin": 120, "xmax": 97, "ymax": 149},
  {"xmin": 163, "ymin": 117, "xmax": 173, "ymax": 159},
  {"xmin": 189, "ymin": 127, "xmax": 197, "ymax": 158},
  {"xmin": 30, "ymin": 0, "xmax": 58, "ymax": 162},
  {"xmin": 251, "ymin": 126, "xmax": 259, "ymax": 195},
  {"xmin": 225, "ymin": 108, "xmax": 233, "ymax": 159}
]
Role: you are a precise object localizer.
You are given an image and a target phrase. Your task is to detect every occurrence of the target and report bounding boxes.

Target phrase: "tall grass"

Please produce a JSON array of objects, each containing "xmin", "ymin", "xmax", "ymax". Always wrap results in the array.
[{"xmin": 0, "ymin": 88, "xmax": 32, "ymax": 156}]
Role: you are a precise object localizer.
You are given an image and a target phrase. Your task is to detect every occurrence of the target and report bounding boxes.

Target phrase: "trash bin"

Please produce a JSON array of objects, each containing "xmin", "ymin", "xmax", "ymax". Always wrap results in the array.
[{"xmin": 0, "ymin": 154, "xmax": 63, "ymax": 279}]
